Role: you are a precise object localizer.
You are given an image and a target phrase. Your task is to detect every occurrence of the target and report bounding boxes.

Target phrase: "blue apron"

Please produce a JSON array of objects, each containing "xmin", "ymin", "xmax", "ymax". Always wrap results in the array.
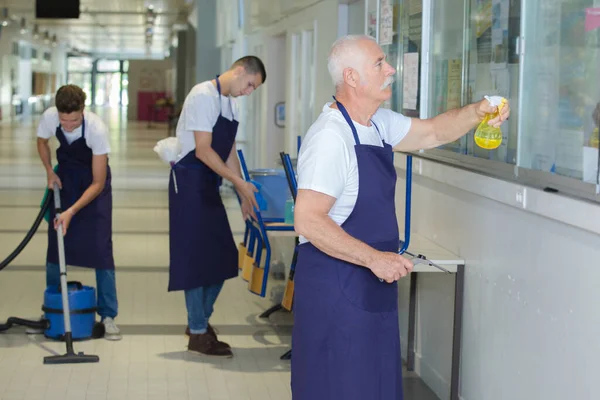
[
  {"xmin": 47, "ymin": 117, "xmax": 115, "ymax": 270},
  {"xmin": 168, "ymin": 76, "xmax": 239, "ymax": 291},
  {"xmin": 291, "ymin": 98, "xmax": 403, "ymax": 399}
]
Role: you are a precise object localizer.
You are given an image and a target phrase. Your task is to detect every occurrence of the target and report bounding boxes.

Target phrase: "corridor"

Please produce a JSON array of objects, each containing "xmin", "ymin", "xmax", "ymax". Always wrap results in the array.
[
  {"xmin": 0, "ymin": 108, "xmax": 294, "ymax": 400},
  {"xmin": 0, "ymin": 108, "xmax": 438, "ymax": 400}
]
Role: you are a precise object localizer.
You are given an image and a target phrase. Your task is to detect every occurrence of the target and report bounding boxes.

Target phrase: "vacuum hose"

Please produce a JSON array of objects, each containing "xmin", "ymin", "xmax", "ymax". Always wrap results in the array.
[
  {"xmin": 0, "ymin": 191, "xmax": 51, "ymax": 272},
  {"xmin": 0, "ymin": 317, "xmax": 49, "ymax": 332}
]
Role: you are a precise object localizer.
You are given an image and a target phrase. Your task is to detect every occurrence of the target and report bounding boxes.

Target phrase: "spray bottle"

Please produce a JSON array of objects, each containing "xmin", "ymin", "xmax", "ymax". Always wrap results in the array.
[{"xmin": 474, "ymin": 95, "xmax": 507, "ymax": 150}]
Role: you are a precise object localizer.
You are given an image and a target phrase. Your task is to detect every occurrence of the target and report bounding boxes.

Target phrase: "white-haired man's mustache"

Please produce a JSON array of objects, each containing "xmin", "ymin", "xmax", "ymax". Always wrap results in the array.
[{"xmin": 381, "ymin": 76, "xmax": 395, "ymax": 89}]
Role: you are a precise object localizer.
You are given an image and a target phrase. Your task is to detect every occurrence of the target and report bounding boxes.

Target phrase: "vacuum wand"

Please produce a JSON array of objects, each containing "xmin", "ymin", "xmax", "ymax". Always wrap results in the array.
[
  {"xmin": 403, "ymin": 250, "xmax": 451, "ymax": 274},
  {"xmin": 379, "ymin": 248, "xmax": 452, "ymax": 282},
  {"xmin": 43, "ymin": 183, "xmax": 99, "ymax": 365}
]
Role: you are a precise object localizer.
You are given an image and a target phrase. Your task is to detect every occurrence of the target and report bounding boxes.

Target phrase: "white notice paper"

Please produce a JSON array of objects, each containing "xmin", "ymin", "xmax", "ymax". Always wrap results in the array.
[
  {"xmin": 402, "ymin": 53, "xmax": 419, "ymax": 110},
  {"xmin": 379, "ymin": 0, "xmax": 394, "ymax": 46}
]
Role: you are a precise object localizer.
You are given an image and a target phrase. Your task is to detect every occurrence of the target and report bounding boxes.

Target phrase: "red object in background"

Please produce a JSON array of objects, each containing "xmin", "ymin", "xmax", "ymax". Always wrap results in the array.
[
  {"xmin": 586, "ymin": 8, "xmax": 600, "ymax": 32},
  {"xmin": 138, "ymin": 91, "xmax": 169, "ymax": 122}
]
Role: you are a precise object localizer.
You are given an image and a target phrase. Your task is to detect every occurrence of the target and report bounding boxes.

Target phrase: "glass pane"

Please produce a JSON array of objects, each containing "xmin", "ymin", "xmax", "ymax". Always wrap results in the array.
[
  {"xmin": 67, "ymin": 72, "xmax": 92, "ymax": 105},
  {"xmin": 519, "ymin": 0, "xmax": 600, "ymax": 183},
  {"xmin": 367, "ymin": 0, "xmax": 378, "ymax": 38},
  {"xmin": 429, "ymin": 0, "xmax": 521, "ymax": 165},
  {"xmin": 97, "ymin": 59, "xmax": 120, "ymax": 72},
  {"xmin": 379, "ymin": 0, "xmax": 401, "ymax": 110},
  {"xmin": 428, "ymin": 0, "xmax": 464, "ymax": 117},
  {"xmin": 122, "ymin": 73, "xmax": 129, "ymax": 106},
  {"xmin": 95, "ymin": 73, "xmax": 122, "ymax": 106},
  {"xmin": 428, "ymin": 0, "xmax": 466, "ymax": 152},
  {"xmin": 95, "ymin": 74, "xmax": 107, "ymax": 106},
  {"xmin": 389, "ymin": 0, "xmax": 423, "ymax": 118},
  {"xmin": 67, "ymin": 56, "xmax": 93, "ymax": 72}
]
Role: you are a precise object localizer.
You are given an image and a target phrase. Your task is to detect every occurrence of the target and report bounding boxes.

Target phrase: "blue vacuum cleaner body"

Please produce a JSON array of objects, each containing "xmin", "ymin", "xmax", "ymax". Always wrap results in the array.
[{"xmin": 43, "ymin": 281, "xmax": 97, "ymax": 340}]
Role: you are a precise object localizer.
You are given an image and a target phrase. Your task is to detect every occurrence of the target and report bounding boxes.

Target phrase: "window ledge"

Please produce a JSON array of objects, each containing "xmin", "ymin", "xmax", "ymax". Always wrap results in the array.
[{"xmin": 393, "ymin": 153, "xmax": 600, "ymax": 237}]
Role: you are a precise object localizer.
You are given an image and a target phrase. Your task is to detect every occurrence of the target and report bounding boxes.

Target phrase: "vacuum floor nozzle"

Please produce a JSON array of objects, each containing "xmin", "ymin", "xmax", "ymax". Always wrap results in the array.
[{"xmin": 43, "ymin": 333, "xmax": 99, "ymax": 364}]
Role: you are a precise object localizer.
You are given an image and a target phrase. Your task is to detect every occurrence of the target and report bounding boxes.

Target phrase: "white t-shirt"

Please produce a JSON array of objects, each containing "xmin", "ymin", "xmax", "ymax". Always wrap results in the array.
[
  {"xmin": 297, "ymin": 103, "xmax": 412, "ymax": 244},
  {"xmin": 36, "ymin": 107, "xmax": 111, "ymax": 155},
  {"xmin": 175, "ymin": 80, "xmax": 239, "ymax": 162}
]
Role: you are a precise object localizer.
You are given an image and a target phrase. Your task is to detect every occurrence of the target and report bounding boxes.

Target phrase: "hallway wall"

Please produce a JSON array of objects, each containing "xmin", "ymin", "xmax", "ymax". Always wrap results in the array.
[
  {"xmin": 126, "ymin": 60, "xmax": 174, "ymax": 121},
  {"xmin": 394, "ymin": 154, "xmax": 600, "ymax": 400},
  {"xmin": 0, "ymin": 27, "xmax": 66, "ymax": 121}
]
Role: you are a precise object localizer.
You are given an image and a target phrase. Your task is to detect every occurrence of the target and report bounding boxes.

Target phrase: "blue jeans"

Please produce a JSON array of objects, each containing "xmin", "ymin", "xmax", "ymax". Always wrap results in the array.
[
  {"xmin": 185, "ymin": 282, "xmax": 224, "ymax": 334},
  {"xmin": 46, "ymin": 263, "xmax": 118, "ymax": 320}
]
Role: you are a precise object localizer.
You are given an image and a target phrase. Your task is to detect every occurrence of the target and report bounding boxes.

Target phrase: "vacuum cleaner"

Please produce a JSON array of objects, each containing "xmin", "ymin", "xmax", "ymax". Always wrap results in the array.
[{"xmin": 0, "ymin": 184, "xmax": 101, "ymax": 364}]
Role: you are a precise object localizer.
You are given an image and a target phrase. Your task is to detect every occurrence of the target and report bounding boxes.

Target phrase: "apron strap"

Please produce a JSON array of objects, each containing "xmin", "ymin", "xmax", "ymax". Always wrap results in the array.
[
  {"xmin": 216, "ymin": 75, "xmax": 223, "ymax": 116},
  {"xmin": 55, "ymin": 125, "xmax": 68, "ymax": 147},
  {"xmin": 333, "ymin": 96, "xmax": 383, "ymax": 146},
  {"xmin": 216, "ymin": 75, "xmax": 234, "ymax": 118},
  {"xmin": 333, "ymin": 96, "xmax": 361, "ymax": 145},
  {"xmin": 371, "ymin": 120, "xmax": 384, "ymax": 146}
]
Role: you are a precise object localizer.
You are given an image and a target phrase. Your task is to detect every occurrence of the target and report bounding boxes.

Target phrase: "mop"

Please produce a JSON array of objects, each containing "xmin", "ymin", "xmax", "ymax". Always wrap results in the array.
[{"xmin": 43, "ymin": 183, "xmax": 99, "ymax": 365}]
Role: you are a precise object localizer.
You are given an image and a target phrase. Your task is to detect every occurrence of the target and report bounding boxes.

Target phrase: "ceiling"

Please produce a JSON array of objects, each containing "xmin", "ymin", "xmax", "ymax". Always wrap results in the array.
[{"xmin": 1, "ymin": 0, "xmax": 192, "ymax": 59}]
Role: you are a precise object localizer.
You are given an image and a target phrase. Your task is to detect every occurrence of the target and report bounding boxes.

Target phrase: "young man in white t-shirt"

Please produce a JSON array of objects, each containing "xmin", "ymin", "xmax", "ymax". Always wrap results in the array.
[
  {"xmin": 291, "ymin": 35, "xmax": 510, "ymax": 399},
  {"xmin": 168, "ymin": 56, "xmax": 266, "ymax": 357},
  {"xmin": 36, "ymin": 84, "xmax": 121, "ymax": 341}
]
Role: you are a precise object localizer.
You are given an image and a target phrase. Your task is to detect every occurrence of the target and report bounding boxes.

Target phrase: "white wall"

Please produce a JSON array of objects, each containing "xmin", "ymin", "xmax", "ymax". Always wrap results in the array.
[
  {"xmin": 259, "ymin": 0, "xmax": 339, "ymax": 155},
  {"xmin": 394, "ymin": 153, "xmax": 600, "ymax": 400},
  {"xmin": 348, "ymin": 0, "xmax": 366, "ymax": 34},
  {"xmin": 195, "ymin": 0, "xmax": 221, "ymax": 83},
  {"xmin": 216, "ymin": 0, "xmax": 339, "ymax": 167},
  {"xmin": 261, "ymin": 34, "xmax": 286, "ymax": 168},
  {"xmin": 0, "ymin": 26, "xmax": 66, "ymax": 121},
  {"xmin": 126, "ymin": 59, "xmax": 174, "ymax": 120}
]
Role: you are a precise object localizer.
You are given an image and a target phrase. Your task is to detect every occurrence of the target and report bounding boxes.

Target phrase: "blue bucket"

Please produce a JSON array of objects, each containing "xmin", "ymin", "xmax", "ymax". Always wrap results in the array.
[
  {"xmin": 249, "ymin": 169, "xmax": 291, "ymax": 220},
  {"xmin": 43, "ymin": 281, "xmax": 97, "ymax": 340}
]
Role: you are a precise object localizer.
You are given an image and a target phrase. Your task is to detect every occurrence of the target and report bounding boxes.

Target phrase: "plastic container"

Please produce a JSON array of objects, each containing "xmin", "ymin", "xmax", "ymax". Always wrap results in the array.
[
  {"xmin": 43, "ymin": 281, "xmax": 97, "ymax": 340},
  {"xmin": 284, "ymin": 197, "xmax": 294, "ymax": 225},
  {"xmin": 474, "ymin": 96, "xmax": 507, "ymax": 150},
  {"xmin": 249, "ymin": 169, "xmax": 291, "ymax": 220}
]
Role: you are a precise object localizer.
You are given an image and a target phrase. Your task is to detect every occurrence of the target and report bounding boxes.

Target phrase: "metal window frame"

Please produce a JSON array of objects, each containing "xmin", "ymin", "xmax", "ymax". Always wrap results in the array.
[{"xmin": 410, "ymin": 0, "xmax": 600, "ymax": 204}]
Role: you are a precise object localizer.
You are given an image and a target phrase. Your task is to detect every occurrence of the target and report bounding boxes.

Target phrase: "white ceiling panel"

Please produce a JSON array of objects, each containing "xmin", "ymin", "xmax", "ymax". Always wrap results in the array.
[{"xmin": 1, "ymin": 0, "xmax": 190, "ymax": 58}]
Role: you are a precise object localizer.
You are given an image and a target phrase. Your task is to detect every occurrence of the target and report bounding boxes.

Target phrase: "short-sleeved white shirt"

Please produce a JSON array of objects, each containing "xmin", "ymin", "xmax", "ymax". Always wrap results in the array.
[
  {"xmin": 297, "ymin": 103, "xmax": 412, "ymax": 244},
  {"xmin": 36, "ymin": 107, "xmax": 111, "ymax": 155},
  {"xmin": 175, "ymin": 80, "xmax": 239, "ymax": 162}
]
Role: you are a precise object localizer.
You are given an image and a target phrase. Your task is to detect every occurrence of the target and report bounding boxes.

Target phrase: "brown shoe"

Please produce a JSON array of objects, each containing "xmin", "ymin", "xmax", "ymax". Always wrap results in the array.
[
  {"xmin": 188, "ymin": 333, "xmax": 233, "ymax": 357},
  {"xmin": 185, "ymin": 324, "xmax": 230, "ymax": 349}
]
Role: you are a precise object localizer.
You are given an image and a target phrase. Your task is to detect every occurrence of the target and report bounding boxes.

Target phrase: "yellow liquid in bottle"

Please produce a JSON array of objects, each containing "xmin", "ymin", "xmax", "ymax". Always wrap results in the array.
[
  {"xmin": 474, "ymin": 135, "xmax": 503, "ymax": 150},
  {"xmin": 474, "ymin": 98, "xmax": 506, "ymax": 150}
]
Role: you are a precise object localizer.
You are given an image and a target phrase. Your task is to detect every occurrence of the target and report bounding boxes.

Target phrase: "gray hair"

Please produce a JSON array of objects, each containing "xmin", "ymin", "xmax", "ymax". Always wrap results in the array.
[{"xmin": 327, "ymin": 34, "xmax": 377, "ymax": 87}]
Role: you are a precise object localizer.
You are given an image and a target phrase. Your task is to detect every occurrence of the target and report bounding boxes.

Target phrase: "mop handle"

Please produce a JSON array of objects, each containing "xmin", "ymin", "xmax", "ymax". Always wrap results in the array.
[{"xmin": 52, "ymin": 183, "xmax": 72, "ymax": 336}]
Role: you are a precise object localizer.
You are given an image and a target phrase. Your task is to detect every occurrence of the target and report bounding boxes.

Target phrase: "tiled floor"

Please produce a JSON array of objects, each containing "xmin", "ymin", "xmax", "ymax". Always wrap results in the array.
[{"xmin": 0, "ymin": 107, "xmax": 438, "ymax": 400}]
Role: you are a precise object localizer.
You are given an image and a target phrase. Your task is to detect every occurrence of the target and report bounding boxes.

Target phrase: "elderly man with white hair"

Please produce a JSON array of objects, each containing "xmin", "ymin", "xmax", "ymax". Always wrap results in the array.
[{"xmin": 291, "ymin": 35, "xmax": 510, "ymax": 399}]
